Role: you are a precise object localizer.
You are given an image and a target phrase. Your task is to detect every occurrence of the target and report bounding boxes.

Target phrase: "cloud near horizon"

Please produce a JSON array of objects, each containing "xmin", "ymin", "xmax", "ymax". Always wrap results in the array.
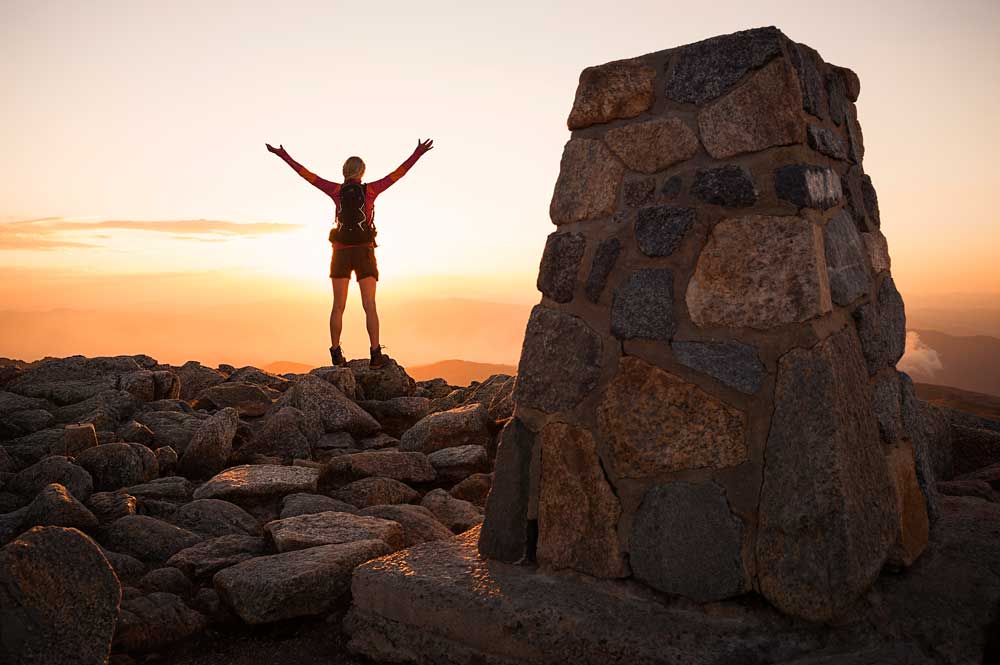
[{"xmin": 0, "ymin": 217, "xmax": 304, "ymax": 250}]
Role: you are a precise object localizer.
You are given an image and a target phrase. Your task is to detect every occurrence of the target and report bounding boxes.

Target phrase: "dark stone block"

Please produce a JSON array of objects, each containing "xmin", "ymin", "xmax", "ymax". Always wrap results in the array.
[
  {"xmin": 536, "ymin": 232, "xmax": 585, "ymax": 304},
  {"xmin": 584, "ymin": 238, "xmax": 621, "ymax": 304},
  {"xmin": 807, "ymin": 125, "xmax": 847, "ymax": 160},
  {"xmin": 672, "ymin": 340, "xmax": 765, "ymax": 394},
  {"xmin": 478, "ymin": 418, "xmax": 535, "ymax": 563},
  {"xmin": 611, "ymin": 269, "xmax": 676, "ymax": 340},
  {"xmin": 635, "ymin": 206, "xmax": 696, "ymax": 257},
  {"xmin": 823, "ymin": 209, "xmax": 870, "ymax": 306},
  {"xmin": 665, "ymin": 27, "xmax": 785, "ymax": 105},
  {"xmin": 630, "ymin": 481, "xmax": 745, "ymax": 602},
  {"xmin": 788, "ymin": 42, "xmax": 826, "ymax": 119},
  {"xmin": 623, "ymin": 177, "xmax": 655, "ymax": 208},
  {"xmin": 872, "ymin": 372, "xmax": 903, "ymax": 445},
  {"xmin": 691, "ymin": 165, "xmax": 758, "ymax": 208},
  {"xmin": 841, "ymin": 166, "xmax": 874, "ymax": 232},
  {"xmin": 826, "ymin": 70, "xmax": 849, "ymax": 127},
  {"xmin": 853, "ymin": 276, "xmax": 906, "ymax": 376},
  {"xmin": 861, "ymin": 174, "xmax": 880, "ymax": 226},
  {"xmin": 774, "ymin": 164, "xmax": 843, "ymax": 209},
  {"xmin": 899, "ymin": 372, "xmax": 941, "ymax": 521},
  {"xmin": 514, "ymin": 306, "xmax": 603, "ymax": 413},
  {"xmin": 757, "ymin": 328, "xmax": 896, "ymax": 621},
  {"xmin": 660, "ymin": 175, "xmax": 682, "ymax": 199}
]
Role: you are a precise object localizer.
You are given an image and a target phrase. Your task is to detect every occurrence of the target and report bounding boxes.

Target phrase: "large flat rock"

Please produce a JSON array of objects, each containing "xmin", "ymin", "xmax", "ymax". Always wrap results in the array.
[
  {"xmin": 345, "ymin": 527, "xmax": 829, "ymax": 665},
  {"xmin": 346, "ymin": 516, "xmax": 994, "ymax": 664}
]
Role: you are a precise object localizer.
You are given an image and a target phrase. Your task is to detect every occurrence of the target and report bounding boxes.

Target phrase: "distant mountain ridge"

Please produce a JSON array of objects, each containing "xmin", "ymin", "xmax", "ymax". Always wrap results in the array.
[{"xmin": 407, "ymin": 359, "xmax": 516, "ymax": 386}]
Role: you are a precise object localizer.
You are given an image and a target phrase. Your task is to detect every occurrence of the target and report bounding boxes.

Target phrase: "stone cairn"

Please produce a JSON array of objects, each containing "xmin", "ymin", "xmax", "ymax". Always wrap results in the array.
[{"xmin": 479, "ymin": 26, "xmax": 932, "ymax": 622}]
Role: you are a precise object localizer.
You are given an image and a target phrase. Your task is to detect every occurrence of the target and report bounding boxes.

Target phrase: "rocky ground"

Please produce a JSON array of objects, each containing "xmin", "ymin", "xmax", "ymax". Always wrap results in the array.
[
  {"xmin": 0, "ymin": 354, "xmax": 513, "ymax": 664},
  {"xmin": 2, "ymin": 354, "xmax": 999, "ymax": 663}
]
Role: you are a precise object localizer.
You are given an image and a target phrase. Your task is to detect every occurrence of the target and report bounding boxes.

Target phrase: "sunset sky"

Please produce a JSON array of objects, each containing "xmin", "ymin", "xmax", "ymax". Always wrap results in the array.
[{"xmin": 2, "ymin": 0, "xmax": 999, "ymax": 366}]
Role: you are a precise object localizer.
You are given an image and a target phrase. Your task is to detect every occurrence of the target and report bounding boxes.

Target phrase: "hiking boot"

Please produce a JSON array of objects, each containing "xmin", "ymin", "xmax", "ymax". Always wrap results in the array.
[
  {"xmin": 330, "ymin": 345, "xmax": 347, "ymax": 367},
  {"xmin": 369, "ymin": 345, "xmax": 389, "ymax": 370}
]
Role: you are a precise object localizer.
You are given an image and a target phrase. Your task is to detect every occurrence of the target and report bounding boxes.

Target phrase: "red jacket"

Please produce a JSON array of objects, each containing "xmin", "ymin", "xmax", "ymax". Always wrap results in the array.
[{"xmin": 281, "ymin": 149, "xmax": 424, "ymax": 249}]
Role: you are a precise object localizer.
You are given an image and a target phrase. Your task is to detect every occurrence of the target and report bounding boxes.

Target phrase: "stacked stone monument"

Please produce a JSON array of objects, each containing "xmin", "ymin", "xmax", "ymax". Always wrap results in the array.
[{"xmin": 478, "ymin": 25, "xmax": 930, "ymax": 622}]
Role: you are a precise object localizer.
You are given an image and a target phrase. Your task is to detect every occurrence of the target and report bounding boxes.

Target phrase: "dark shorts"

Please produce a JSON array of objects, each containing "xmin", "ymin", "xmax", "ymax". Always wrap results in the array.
[{"xmin": 330, "ymin": 246, "xmax": 379, "ymax": 281}]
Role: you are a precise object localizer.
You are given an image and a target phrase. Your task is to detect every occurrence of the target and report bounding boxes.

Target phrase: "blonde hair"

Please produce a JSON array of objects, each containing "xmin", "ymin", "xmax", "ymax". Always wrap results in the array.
[{"xmin": 343, "ymin": 156, "xmax": 365, "ymax": 181}]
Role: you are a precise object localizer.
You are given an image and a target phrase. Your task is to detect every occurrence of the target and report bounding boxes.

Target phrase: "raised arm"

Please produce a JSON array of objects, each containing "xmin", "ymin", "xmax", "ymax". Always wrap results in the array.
[
  {"xmin": 266, "ymin": 143, "xmax": 338, "ymax": 194},
  {"xmin": 367, "ymin": 138, "xmax": 433, "ymax": 196}
]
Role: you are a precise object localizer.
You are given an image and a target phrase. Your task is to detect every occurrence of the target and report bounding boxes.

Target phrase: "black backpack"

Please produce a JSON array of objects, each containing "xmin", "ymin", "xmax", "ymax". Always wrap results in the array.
[{"xmin": 330, "ymin": 182, "xmax": 376, "ymax": 245}]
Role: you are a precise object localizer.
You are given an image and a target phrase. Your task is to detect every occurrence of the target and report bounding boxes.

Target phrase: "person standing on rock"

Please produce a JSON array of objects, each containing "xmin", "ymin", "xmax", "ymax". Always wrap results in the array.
[{"xmin": 266, "ymin": 139, "xmax": 433, "ymax": 369}]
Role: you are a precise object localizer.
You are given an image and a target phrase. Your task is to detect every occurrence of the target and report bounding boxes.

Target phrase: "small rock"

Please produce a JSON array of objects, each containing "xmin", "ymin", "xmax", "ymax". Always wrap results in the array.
[
  {"xmin": 399, "ymin": 404, "xmax": 492, "ymax": 455},
  {"xmin": 807, "ymin": 125, "xmax": 848, "ymax": 160},
  {"xmin": 166, "ymin": 534, "xmax": 266, "ymax": 579},
  {"xmin": 333, "ymin": 477, "xmax": 419, "ymax": 509},
  {"xmin": 358, "ymin": 397, "xmax": 431, "ymax": 439},
  {"xmin": 360, "ymin": 504, "xmax": 454, "ymax": 547},
  {"xmin": 112, "ymin": 591, "xmax": 207, "ymax": 653},
  {"xmin": 269, "ymin": 374, "xmax": 380, "ymax": 437},
  {"xmin": 0, "ymin": 526, "xmax": 121, "ymax": 665},
  {"xmin": 168, "ymin": 498, "xmax": 260, "ymax": 538},
  {"xmin": 264, "ymin": 510, "xmax": 405, "ymax": 552},
  {"xmin": 8, "ymin": 456, "xmax": 93, "ymax": 502},
  {"xmin": 774, "ymin": 164, "xmax": 843, "ymax": 209},
  {"xmin": 549, "ymin": 138, "xmax": 624, "ymax": 225},
  {"xmin": 155, "ymin": 446, "xmax": 178, "ymax": 475},
  {"xmin": 127, "ymin": 476, "xmax": 194, "ymax": 503},
  {"xmin": 308, "ymin": 366, "xmax": 359, "ymax": 399},
  {"xmin": 604, "ymin": 117, "xmax": 699, "ymax": 174},
  {"xmin": 225, "ymin": 366, "xmax": 290, "ymax": 393},
  {"xmin": 174, "ymin": 361, "xmax": 226, "ymax": 402},
  {"xmin": 421, "ymin": 488, "xmax": 483, "ymax": 534},
  {"xmin": 824, "ymin": 209, "xmax": 871, "ymax": 306},
  {"xmin": 427, "ymin": 445, "xmax": 489, "ymax": 484},
  {"xmin": 567, "ymin": 59, "xmax": 656, "ymax": 130},
  {"xmin": 280, "ymin": 492, "xmax": 358, "ymax": 518},
  {"xmin": 347, "ymin": 358, "xmax": 417, "ymax": 401},
  {"xmin": 138, "ymin": 567, "xmax": 192, "ymax": 595},
  {"xmin": 117, "ymin": 420, "xmax": 155, "ymax": 446},
  {"xmin": 318, "ymin": 450, "xmax": 436, "ymax": 490},
  {"xmin": 450, "ymin": 473, "xmax": 493, "ymax": 508},
  {"xmin": 853, "ymin": 276, "xmax": 907, "ymax": 375},
  {"xmin": 87, "ymin": 489, "xmax": 137, "ymax": 524},
  {"xmin": 194, "ymin": 382, "xmax": 274, "ymax": 417},
  {"xmin": 193, "ymin": 465, "xmax": 319, "ymax": 503},
  {"xmin": 102, "ymin": 514, "xmax": 203, "ymax": 562},
  {"xmin": 666, "ymin": 27, "xmax": 785, "ymax": 104},
  {"xmin": 514, "ymin": 306, "xmax": 602, "ymax": 414},
  {"xmin": 537, "ymin": 231, "xmax": 586, "ymax": 304},
  {"xmin": 21, "ymin": 482, "xmax": 98, "ymax": 532},
  {"xmin": 698, "ymin": 57, "xmax": 805, "ymax": 158},
  {"xmin": 687, "ymin": 214, "xmax": 831, "ymax": 330},
  {"xmin": 611, "ymin": 269, "xmax": 677, "ymax": 340},
  {"xmin": 214, "ymin": 539, "xmax": 390, "ymax": 624},
  {"xmin": 241, "ymin": 406, "xmax": 316, "ymax": 462},
  {"xmin": 672, "ymin": 340, "xmax": 765, "ymax": 394},
  {"xmin": 634, "ymin": 206, "xmax": 696, "ymax": 257},
  {"xmin": 178, "ymin": 407, "xmax": 239, "ymax": 479},
  {"xmin": 77, "ymin": 442, "xmax": 157, "ymax": 491},
  {"xmin": 584, "ymin": 238, "xmax": 621, "ymax": 304},
  {"xmin": 691, "ymin": 164, "xmax": 758, "ymax": 207}
]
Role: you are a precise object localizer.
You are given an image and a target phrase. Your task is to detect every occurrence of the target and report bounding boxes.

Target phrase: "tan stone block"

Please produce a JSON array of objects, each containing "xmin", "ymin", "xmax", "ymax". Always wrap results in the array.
[
  {"xmin": 537, "ymin": 422, "xmax": 628, "ymax": 578},
  {"xmin": 604, "ymin": 118, "xmax": 700, "ymax": 174},
  {"xmin": 885, "ymin": 440, "xmax": 930, "ymax": 567},
  {"xmin": 549, "ymin": 139, "xmax": 625, "ymax": 225},
  {"xmin": 686, "ymin": 215, "xmax": 832, "ymax": 330},
  {"xmin": 698, "ymin": 58, "xmax": 806, "ymax": 159},
  {"xmin": 862, "ymin": 230, "xmax": 891, "ymax": 274},
  {"xmin": 567, "ymin": 60, "xmax": 656, "ymax": 130},
  {"xmin": 596, "ymin": 357, "xmax": 747, "ymax": 478}
]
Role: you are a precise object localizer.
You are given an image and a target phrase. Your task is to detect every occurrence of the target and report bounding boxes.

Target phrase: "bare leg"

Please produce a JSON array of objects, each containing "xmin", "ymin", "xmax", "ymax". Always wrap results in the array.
[
  {"xmin": 358, "ymin": 277, "xmax": 380, "ymax": 349},
  {"xmin": 330, "ymin": 278, "xmax": 350, "ymax": 348}
]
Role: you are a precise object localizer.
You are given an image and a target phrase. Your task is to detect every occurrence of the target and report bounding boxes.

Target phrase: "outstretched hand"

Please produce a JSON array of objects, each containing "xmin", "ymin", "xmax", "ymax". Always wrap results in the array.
[
  {"xmin": 266, "ymin": 143, "xmax": 286, "ymax": 156},
  {"xmin": 415, "ymin": 138, "xmax": 434, "ymax": 155}
]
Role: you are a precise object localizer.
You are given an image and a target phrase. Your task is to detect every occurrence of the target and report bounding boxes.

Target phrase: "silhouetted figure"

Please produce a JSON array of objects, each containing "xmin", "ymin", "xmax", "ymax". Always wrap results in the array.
[{"xmin": 266, "ymin": 139, "xmax": 433, "ymax": 368}]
